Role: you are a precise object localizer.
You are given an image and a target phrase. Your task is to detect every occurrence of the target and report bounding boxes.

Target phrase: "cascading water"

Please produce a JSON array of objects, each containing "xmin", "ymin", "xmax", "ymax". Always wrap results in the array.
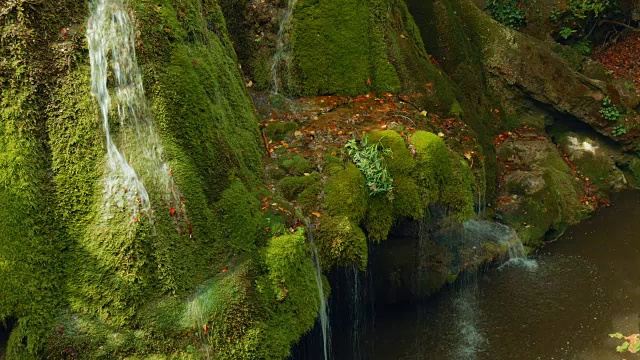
[
  {"xmin": 307, "ymin": 222, "xmax": 331, "ymax": 360},
  {"xmin": 462, "ymin": 219, "xmax": 538, "ymax": 271},
  {"xmin": 88, "ymin": 0, "xmax": 186, "ymax": 226},
  {"xmin": 271, "ymin": 0, "xmax": 297, "ymax": 94}
]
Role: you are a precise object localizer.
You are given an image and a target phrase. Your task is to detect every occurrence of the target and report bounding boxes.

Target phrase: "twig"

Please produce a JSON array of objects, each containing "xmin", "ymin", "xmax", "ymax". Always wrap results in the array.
[
  {"xmin": 391, "ymin": 113, "xmax": 416, "ymax": 126},
  {"xmin": 598, "ymin": 19, "xmax": 640, "ymax": 32}
]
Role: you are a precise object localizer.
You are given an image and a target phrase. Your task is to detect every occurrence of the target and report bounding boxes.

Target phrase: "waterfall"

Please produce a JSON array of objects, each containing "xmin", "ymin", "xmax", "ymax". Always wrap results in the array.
[
  {"xmin": 307, "ymin": 222, "xmax": 331, "ymax": 360},
  {"xmin": 88, "ymin": 0, "xmax": 186, "ymax": 226},
  {"xmin": 271, "ymin": 0, "xmax": 297, "ymax": 94},
  {"xmin": 499, "ymin": 236, "xmax": 539, "ymax": 271},
  {"xmin": 462, "ymin": 219, "xmax": 538, "ymax": 271}
]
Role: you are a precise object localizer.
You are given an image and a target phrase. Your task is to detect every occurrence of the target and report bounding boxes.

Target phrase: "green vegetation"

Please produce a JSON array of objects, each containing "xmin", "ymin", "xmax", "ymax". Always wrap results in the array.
[
  {"xmin": 288, "ymin": 0, "xmax": 401, "ymax": 95},
  {"xmin": 552, "ymin": 0, "xmax": 617, "ymax": 40},
  {"xmin": 345, "ymin": 137, "xmax": 394, "ymax": 196},
  {"xmin": 609, "ymin": 332, "xmax": 640, "ymax": 354},
  {"xmin": 485, "ymin": 0, "xmax": 527, "ymax": 29},
  {"xmin": 612, "ymin": 124, "xmax": 628, "ymax": 136},
  {"xmin": 600, "ymin": 97, "xmax": 622, "ymax": 121}
]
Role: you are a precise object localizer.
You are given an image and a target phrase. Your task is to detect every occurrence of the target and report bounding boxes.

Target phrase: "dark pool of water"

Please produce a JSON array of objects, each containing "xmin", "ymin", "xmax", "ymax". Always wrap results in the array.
[{"xmin": 345, "ymin": 191, "xmax": 640, "ymax": 360}]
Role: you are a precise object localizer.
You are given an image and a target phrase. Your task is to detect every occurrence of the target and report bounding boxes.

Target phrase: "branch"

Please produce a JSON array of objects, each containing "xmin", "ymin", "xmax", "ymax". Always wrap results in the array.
[{"xmin": 598, "ymin": 20, "xmax": 640, "ymax": 31}]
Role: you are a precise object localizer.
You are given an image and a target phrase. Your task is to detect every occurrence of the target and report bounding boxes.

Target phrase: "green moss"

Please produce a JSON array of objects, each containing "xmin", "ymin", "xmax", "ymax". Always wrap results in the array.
[
  {"xmin": 324, "ymin": 163, "xmax": 369, "ymax": 223},
  {"xmin": 364, "ymin": 196, "xmax": 395, "ymax": 241},
  {"xmin": 280, "ymin": 154, "xmax": 314, "ymax": 175},
  {"xmin": 322, "ymin": 153, "xmax": 345, "ymax": 175},
  {"xmin": 255, "ymin": 228, "xmax": 320, "ymax": 358},
  {"xmin": 366, "ymin": 130, "xmax": 415, "ymax": 175},
  {"xmin": 441, "ymin": 156, "xmax": 476, "ymax": 222},
  {"xmin": 264, "ymin": 121, "xmax": 299, "ymax": 142},
  {"xmin": 219, "ymin": 180, "xmax": 263, "ymax": 253},
  {"xmin": 316, "ymin": 216, "xmax": 368, "ymax": 269},
  {"xmin": 289, "ymin": 0, "xmax": 401, "ymax": 95},
  {"xmin": 411, "ymin": 131, "xmax": 451, "ymax": 204},
  {"xmin": 392, "ymin": 175, "xmax": 423, "ymax": 219},
  {"xmin": 278, "ymin": 172, "xmax": 322, "ymax": 212}
]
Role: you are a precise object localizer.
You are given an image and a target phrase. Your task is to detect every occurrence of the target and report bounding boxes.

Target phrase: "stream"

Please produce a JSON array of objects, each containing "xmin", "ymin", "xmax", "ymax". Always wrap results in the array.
[{"xmin": 322, "ymin": 190, "xmax": 640, "ymax": 359}]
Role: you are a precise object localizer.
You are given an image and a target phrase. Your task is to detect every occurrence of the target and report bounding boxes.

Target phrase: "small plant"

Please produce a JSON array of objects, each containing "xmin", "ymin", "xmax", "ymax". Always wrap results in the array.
[
  {"xmin": 559, "ymin": 27, "xmax": 577, "ymax": 39},
  {"xmin": 550, "ymin": 8, "xmax": 562, "ymax": 22},
  {"xmin": 486, "ymin": 0, "xmax": 526, "ymax": 29},
  {"xmin": 623, "ymin": 81, "xmax": 636, "ymax": 91},
  {"xmin": 609, "ymin": 332, "xmax": 640, "ymax": 354},
  {"xmin": 612, "ymin": 124, "xmax": 627, "ymax": 136},
  {"xmin": 604, "ymin": 70, "xmax": 613, "ymax": 76},
  {"xmin": 600, "ymin": 96, "xmax": 621, "ymax": 121},
  {"xmin": 571, "ymin": 39, "xmax": 593, "ymax": 55},
  {"xmin": 344, "ymin": 137, "xmax": 394, "ymax": 197}
]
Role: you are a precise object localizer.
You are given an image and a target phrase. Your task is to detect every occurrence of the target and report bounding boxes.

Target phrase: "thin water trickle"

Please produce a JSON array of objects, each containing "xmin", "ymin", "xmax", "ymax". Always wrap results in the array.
[
  {"xmin": 307, "ymin": 222, "xmax": 331, "ymax": 360},
  {"xmin": 271, "ymin": 0, "xmax": 297, "ymax": 94},
  {"xmin": 88, "ymin": 0, "xmax": 186, "ymax": 226}
]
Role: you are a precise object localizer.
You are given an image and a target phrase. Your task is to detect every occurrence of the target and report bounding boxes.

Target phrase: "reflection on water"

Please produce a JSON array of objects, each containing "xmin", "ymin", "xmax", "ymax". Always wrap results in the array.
[{"xmin": 333, "ymin": 191, "xmax": 640, "ymax": 360}]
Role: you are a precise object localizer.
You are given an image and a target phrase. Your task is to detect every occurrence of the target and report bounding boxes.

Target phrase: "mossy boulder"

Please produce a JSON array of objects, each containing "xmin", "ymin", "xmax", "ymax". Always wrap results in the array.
[
  {"xmin": 255, "ymin": 228, "xmax": 321, "ymax": 358},
  {"xmin": 324, "ymin": 163, "xmax": 369, "ymax": 222},
  {"xmin": 278, "ymin": 172, "xmax": 322, "ymax": 212},
  {"xmin": 496, "ymin": 133, "xmax": 589, "ymax": 245},
  {"xmin": 316, "ymin": 216, "xmax": 368, "ymax": 270}
]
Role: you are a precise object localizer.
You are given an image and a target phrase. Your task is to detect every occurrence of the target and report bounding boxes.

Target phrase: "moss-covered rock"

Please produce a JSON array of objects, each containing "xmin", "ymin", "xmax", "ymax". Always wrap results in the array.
[
  {"xmin": 324, "ymin": 163, "xmax": 369, "ymax": 222},
  {"xmin": 288, "ymin": 0, "xmax": 401, "ymax": 95},
  {"xmin": 316, "ymin": 216, "xmax": 368, "ymax": 270},
  {"xmin": 255, "ymin": 228, "xmax": 320, "ymax": 358},
  {"xmin": 496, "ymin": 133, "xmax": 589, "ymax": 245}
]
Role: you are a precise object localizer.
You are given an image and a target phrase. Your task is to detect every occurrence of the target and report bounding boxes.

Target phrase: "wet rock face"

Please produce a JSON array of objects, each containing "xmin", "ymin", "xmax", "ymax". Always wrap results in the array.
[
  {"xmin": 495, "ymin": 130, "xmax": 590, "ymax": 246},
  {"xmin": 557, "ymin": 133, "xmax": 629, "ymax": 192}
]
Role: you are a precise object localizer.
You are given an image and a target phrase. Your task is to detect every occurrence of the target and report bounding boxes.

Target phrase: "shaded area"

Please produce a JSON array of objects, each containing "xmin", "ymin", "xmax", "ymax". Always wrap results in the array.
[
  {"xmin": 0, "ymin": 318, "xmax": 15, "ymax": 360},
  {"xmin": 355, "ymin": 191, "xmax": 640, "ymax": 359}
]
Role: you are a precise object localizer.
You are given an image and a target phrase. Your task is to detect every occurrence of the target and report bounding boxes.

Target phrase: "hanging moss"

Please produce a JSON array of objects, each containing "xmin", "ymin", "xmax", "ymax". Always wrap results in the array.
[
  {"xmin": 364, "ymin": 196, "xmax": 396, "ymax": 241},
  {"xmin": 441, "ymin": 156, "xmax": 476, "ymax": 223},
  {"xmin": 324, "ymin": 163, "xmax": 369, "ymax": 223},
  {"xmin": 411, "ymin": 130, "xmax": 452, "ymax": 205},
  {"xmin": 316, "ymin": 216, "xmax": 368, "ymax": 269},
  {"xmin": 254, "ymin": 228, "xmax": 320, "ymax": 358}
]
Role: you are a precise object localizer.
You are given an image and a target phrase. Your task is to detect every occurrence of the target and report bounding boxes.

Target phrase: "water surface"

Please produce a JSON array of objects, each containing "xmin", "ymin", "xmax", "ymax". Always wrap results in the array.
[{"xmin": 361, "ymin": 191, "xmax": 640, "ymax": 359}]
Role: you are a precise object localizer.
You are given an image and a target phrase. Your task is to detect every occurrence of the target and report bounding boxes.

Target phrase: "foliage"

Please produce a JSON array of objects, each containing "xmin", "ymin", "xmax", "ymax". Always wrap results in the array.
[
  {"xmin": 344, "ymin": 137, "xmax": 394, "ymax": 196},
  {"xmin": 559, "ymin": 27, "xmax": 577, "ymax": 39},
  {"xmin": 553, "ymin": 0, "xmax": 617, "ymax": 40},
  {"xmin": 612, "ymin": 124, "xmax": 627, "ymax": 136},
  {"xmin": 571, "ymin": 39, "xmax": 593, "ymax": 55},
  {"xmin": 485, "ymin": 0, "xmax": 527, "ymax": 29},
  {"xmin": 609, "ymin": 332, "xmax": 640, "ymax": 354},
  {"xmin": 600, "ymin": 96, "xmax": 622, "ymax": 121}
]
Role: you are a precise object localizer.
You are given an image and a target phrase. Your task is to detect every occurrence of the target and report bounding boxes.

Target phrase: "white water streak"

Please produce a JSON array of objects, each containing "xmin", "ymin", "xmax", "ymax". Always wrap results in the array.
[
  {"xmin": 308, "ymin": 223, "xmax": 331, "ymax": 360},
  {"xmin": 88, "ymin": 0, "xmax": 186, "ymax": 225},
  {"xmin": 271, "ymin": 0, "xmax": 297, "ymax": 94}
]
